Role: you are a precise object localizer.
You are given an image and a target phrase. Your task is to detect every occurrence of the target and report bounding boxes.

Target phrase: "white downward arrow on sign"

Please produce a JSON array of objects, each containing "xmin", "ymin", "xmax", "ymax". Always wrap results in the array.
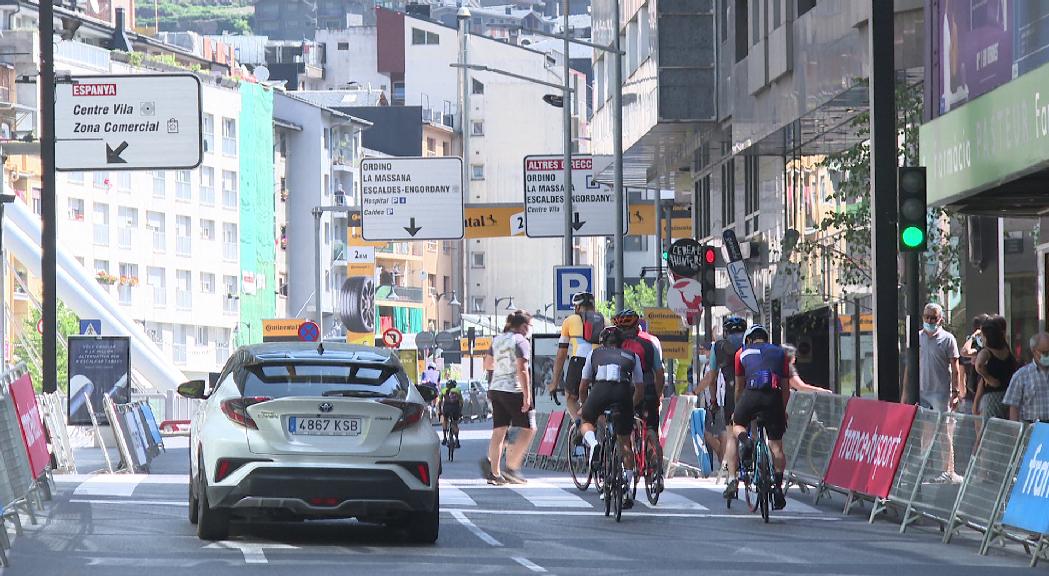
[{"xmin": 205, "ymin": 540, "xmax": 298, "ymax": 564}]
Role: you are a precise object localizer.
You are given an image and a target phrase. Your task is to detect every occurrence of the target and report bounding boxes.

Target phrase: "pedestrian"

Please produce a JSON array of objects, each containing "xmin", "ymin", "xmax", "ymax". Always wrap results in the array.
[
  {"xmin": 481, "ymin": 310, "xmax": 536, "ymax": 485},
  {"xmin": 973, "ymin": 315, "xmax": 1016, "ymax": 421},
  {"xmin": 959, "ymin": 313, "xmax": 991, "ymax": 415},
  {"xmin": 695, "ymin": 316, "xmax": 747, "ymax": 477},
  {"xmin": 781, "ymin": 344, "xmax": 832, "ymax": 393},
  {"xmin": 1003, "ymin": 332, "xmax": 1049, "ymax": 423},
  {"xmin": 918, "ymin": 303, "xmax": 963, "ymax": 412}
]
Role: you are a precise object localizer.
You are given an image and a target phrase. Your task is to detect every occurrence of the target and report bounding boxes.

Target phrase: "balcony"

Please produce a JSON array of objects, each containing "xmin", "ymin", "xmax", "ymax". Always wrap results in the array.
[
  {"xmin": 55, "ymin": 40, "xmax": 111, "ymax": 71},
  {"xmin": 375, "ymin": 285, "xmax": 424, "ymax": 304},
  {"xmin": 376, "ymin": 243, "xmax": 422, "ymax": 261},
  {"xmin": 223, "ymin": 242, "xmax": 238, "ymax": 262},
  {"xmin": 176, "ymin": 183, "xmax": 192, "ymax": 202},
  {"xmin": 118, "ymin": 228, "xmax": 133, "ymax": 249},
  {"xmin": 172, "ymin": 343, "xmax": 187, "ymax": 365},
  {"xmin": 200, "ymin": 187, "xmax": 216, "ymax": 206},
  {"xmin": 176, "ymin": 236, "xmax": 192, "ymax": 257},
  {"xmin": 176, "ymin": 289, "xmax": 192, "ymax": 310},
  {"xmin": 152, "ymin": 286, "xmax": 167, "ymax": 307},
  {"xmin": 118, "ymin": 285, "xmax": 133, "ymax": 305},
  {"xmin": 223, "ymin": 190, "xmax": 237, "ymax": 210},
  {"xmin": 223, "ymin": 297, "xmax": 238, "ymax": 315},
  {"xmin": 152, "ymin": 230, "xmax": 166, "ymax": 253},
  {"xmin": 93, "ymin": 224, "xmax": 109, "ymax": 246},
  {"xmin": 216, "ymin": 344, "xmax": 231, "ymax": 364}
]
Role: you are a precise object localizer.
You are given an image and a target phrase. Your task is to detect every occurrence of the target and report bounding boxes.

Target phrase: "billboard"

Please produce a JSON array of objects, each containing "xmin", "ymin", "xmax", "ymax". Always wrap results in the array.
[
  {"xmin": 67, "ymin": 336, "xmax": 131, "ymax": 426},
  {"xmin": 10, "ymin": 373, "xmax": 49, "ymax": 478},
  {"xmin": 822, "ymin": 399, "xmax": 917, "ymax": 498},
  {"xmin": 341, "ymin": 228, "xmax": 381, "ymax": 346}
]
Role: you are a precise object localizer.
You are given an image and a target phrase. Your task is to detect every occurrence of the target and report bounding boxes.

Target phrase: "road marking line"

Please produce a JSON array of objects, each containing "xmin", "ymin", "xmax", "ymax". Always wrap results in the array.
[
  {"xmin": 439, "ymin": 485, "xmax": 477, "ymax": 507},
  {"xmin": 509, "ymin": 481, "xmax": 591, "ymax": 508},
  {"xmin": 204, "ymin": 541, "xmax": 297, "ymax": 564},
  {"xmin": 443, "ymin": 508, "xmax": 841, "ymax": 521},
  {"xmin": 70, "ymin": 499, "xmax": 187, "ymax": 507},
  {"xmin": 512, "ymin": 556, "xmax": 547, "ymax": 573},
  {"xmin": 73, "ymin": 475, "xmax": 147, "ymax": 496},
  {"xmin": 450, "ymin": 510, "xmax": 502, "ymax": 547},
  {"xmin": 691, "ymin": 485, "xmax": 824, "ymax": 514},
  {"xmin": 640, "ymin": 491, "xmax": 708, "ymax": 511},
  {"xmin": 56, "ymin": 474, "xmax": 187, "ymax": 485}
]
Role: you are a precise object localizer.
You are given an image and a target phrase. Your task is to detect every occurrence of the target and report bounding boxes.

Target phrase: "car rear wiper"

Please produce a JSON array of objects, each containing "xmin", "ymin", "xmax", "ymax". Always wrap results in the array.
[{"xmin": 321, "ymin": 390, "xmax": 387, "ymax": 398}]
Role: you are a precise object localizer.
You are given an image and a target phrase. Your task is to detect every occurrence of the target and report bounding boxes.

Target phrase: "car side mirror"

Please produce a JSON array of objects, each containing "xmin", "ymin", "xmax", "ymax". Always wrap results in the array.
[
  {"xmin": 417, "ymin": 385, "xmax": 438, "ymax": 404},
  {"xmin": 177, "ymin": 379, "xmax": 207, "ymax": 400}
]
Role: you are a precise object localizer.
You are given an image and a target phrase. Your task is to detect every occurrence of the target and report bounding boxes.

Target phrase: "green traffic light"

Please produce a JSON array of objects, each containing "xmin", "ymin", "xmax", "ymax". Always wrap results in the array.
[{"xmin": 901, "ymin": 226, "xmax": 925, "ymax": 247}]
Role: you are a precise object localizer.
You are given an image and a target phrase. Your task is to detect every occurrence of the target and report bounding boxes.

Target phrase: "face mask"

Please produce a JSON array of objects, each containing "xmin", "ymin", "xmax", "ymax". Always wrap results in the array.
[
  {"xmin": 923, "ymin": 322, "xmax": 938, "ymax": 333},
  {"xmin": 1039, "ymin": 354, "xmax": 1049, "ymax": 368}
]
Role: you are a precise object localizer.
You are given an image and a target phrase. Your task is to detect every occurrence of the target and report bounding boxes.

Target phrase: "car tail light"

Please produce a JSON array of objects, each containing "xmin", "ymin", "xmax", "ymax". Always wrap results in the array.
[
  {"xmin": 381, "ymin": 461, "xmax": 431, "ymax": 486},
  {"xmin": 214, "ymin": 457, "xmax": 270, "ymax": 483},
  {"xmin": 380, "ymin": 399, "xmax": 425, "ymax": 431},
  {"xmin": 308, "ymin": 497, "xmax": 341, "ymax": 507},
  {"xmin": 220, "ymin": 397, "xmax": 271, "ymax": 429}
]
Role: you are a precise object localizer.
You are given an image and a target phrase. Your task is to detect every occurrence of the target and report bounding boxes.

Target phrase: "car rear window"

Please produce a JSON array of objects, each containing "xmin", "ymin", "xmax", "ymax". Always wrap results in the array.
[{"xmin": 235, "ymin": 361, "xmax": 409, "ymax": 399}]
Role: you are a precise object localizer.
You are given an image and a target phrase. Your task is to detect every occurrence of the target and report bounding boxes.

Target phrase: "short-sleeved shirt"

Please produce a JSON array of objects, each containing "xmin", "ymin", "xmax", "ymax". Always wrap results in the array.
[
  {"xmin": 581, "ymin": 348, "xmax": 644, "ymax": 386},
  {"xmin": 559, "ymin": 314, "xmax": 593, "ymax": 358},
  {"xmin": 919, "ymin": 328, "xmax": 960, "ymax": 402},
  {"xmin": 490, "ymin": 332, "xmax": 531, "ymax": 393},
  {"xmin": 1003, "ymin": 362, "xmax": 1049, "ymax": 422}
]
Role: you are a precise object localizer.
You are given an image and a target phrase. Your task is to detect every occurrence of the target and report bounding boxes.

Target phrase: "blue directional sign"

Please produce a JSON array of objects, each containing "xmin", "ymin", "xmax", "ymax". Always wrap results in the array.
[
  {"xmin": 79, "ymin": 319, "xmax": 102, "ymax": 336},
  {"xmin": 1002, "ymin": 423, "xmax": 1049, "ymax": 535},
  {"xmin": 553, "ymin": 265, "xmax": 593, "ymax": 322}
]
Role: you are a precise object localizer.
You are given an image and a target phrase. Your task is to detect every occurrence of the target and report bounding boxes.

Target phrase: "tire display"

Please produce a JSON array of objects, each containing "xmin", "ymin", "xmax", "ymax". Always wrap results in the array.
[{"xmin": 338, "ymin": 276, "xmax": 375, "ymax": 333}]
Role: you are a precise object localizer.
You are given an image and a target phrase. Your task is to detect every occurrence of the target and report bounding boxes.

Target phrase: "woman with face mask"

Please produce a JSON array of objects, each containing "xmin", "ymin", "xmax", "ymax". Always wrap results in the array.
[
  {"xmin": 959, "ymin": 314, "xmax": 991, "ymax": 415},
  {"xmin": 973, "ymin": 315, "xmax": 1017, "ymax": 421}
]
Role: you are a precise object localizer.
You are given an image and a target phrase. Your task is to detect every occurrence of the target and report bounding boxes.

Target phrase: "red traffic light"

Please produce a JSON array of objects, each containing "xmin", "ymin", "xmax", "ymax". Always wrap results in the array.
[{"xmin": 703, "ymin": 248, "xmax": 716, "ymax": 265}]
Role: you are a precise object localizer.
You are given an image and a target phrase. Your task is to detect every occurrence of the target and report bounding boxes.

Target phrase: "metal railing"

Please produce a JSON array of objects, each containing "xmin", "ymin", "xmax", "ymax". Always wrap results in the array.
[
  {"xmin": 117, "ymin": 228, "xmax": 133, "ymax": 249},
  {"xmin": 152, "ymin": 286, "xmax": 166, "ymax": 307},
  {"xmin": 92, "ymin": 224, "xmax": 109, "ymax": 246},
  {"xmin": 223, "ymin": 242, "xmax": 237, "ymax": 262},
  {"xmin": 152, "ymin": 230, "xmax": 166, "ymax": 253},
  {"xmin": 176, "ymin": 289, "xmax": 192, "ymax": 310}
]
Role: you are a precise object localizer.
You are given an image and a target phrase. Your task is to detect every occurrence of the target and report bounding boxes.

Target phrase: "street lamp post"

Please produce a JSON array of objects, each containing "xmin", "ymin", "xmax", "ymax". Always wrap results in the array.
[
  {"xmin": 457, "ymin": 7, "xmax": 471, "ymax": 340},
  {"xmin": 494, "ymin": 297, "xmax": 517, "ymax": 325},
  {"xmin": 433, "ymin": 290, "xmax": 461, "ymax": 332},
  {"xmin": 562, "ymin": 0, "xmax": 573, "ymax": 267}
]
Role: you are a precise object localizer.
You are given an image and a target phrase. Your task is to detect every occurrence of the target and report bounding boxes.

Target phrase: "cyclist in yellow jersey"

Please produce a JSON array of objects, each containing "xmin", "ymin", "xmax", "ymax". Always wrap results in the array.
[{"xmin": 549, "ymin": 292, "xmax": 597, "ymax": 421}]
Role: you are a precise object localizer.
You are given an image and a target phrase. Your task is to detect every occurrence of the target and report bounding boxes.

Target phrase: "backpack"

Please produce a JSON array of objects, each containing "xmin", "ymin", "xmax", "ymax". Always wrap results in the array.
[
  {"xmin": 579, "ymin": 310, "xmax": 606, "ymax": 344},
  {"xmin": 621, "ymin": 333, "xmax": 656, "ymax": 374},
  {"xmin": 715, "ymin": 334, "xmax": 744, "ymax": 390}
]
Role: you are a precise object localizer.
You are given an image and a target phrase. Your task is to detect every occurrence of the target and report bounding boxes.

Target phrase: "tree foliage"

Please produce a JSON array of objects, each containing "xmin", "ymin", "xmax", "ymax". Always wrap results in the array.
[
  {"xmin": 14, "ymin": 301, "xmax": 79, "ymax": 393},
  {"xmin": 597, "ymin": 280, "xmax": 659, "ymax": 320},
  {"xmin": 137, "ymin": 0, "xmax": 253, "ymax": 35}
]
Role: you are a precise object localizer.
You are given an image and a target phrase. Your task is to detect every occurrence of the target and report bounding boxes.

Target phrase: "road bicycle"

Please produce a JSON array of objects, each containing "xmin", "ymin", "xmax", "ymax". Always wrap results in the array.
[
  {"xmin": 446, "ymin": 416, "xmax": 461, "ymax": 462},
  {"xmin": 567, "ymin": 416, "xmax": 594, "ymax": 491},
  {"xmin": 599, "ymin": 407, "xmax": 627, "ymax": 522},
  {"xmin": 631, "ymin": 414, "xmax": 663, "ymax": 505},
  {"xmin": 728, "ymin": 418, "xmax": 776, "ymax": 523}
]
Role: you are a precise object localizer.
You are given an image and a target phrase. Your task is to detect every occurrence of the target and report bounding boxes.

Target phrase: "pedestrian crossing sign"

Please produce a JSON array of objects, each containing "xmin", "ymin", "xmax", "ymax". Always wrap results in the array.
[{"xmin": 79, "ymin": 319, "xmax": 102, "ymax": 336}]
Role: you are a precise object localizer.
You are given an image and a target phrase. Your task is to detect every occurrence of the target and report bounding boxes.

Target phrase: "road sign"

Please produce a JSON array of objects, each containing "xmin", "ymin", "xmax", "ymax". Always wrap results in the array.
[
  {"xmin": 263, "ymin": 319, "xmax": 307, "ymax": 342},
  {"xmin": 667, "ymin": 278, "xmax": 703, "ymax": 325},
  {"xmin": 360, "ymin": 157, "xmax": 465, "ymax": 241},
  {"xmin": 55, "ymin": 74, "xmax": 202, "ymax": 171},
  {"xmin": 382, "ymin": 327, "xmax": 403, "ymax": 349},
  {"xmin": 628, "ymin": 203, "xmax": 692, "ymax": 237},
  {"xmin": 415, "ymin": 331, "xmax": 436, "ymax": 351},
  {"xmin": 79, "ymin": 319, "xmax": 102, "ymax": 336},
  {"xmin": 460, "ymin": 336, "xmax": 492, "ymax": 354},
  {"xmin": 36, "ymin": 318, "xmax": 43, "ymax": 336},
  {"xmin": 667, "ymin": 239, "xmax": 703, "ymax": 277},
  {"xmin": 723, "ymin": 230, "xmax": 761, "ymax": 314},
  {"xmin": 523, "ymin": 155, "xmax": 621, "ymax": 237},
  {"xmin": 297, "ymin": 321, "xmax": 321, "ymax": 342},
  {"xmin": 553, "ymin": 265, "xmax": 593, "ymax": 322},
  {"xmin": 643, "ymin": 308, "xmax": 690, "ymax": 360}
]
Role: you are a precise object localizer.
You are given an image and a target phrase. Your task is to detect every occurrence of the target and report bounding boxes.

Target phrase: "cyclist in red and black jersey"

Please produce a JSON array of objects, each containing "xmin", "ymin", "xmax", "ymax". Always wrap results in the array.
[{"xmin": 613, "ymin": 309, "xmax": 665, "ymax": 472}]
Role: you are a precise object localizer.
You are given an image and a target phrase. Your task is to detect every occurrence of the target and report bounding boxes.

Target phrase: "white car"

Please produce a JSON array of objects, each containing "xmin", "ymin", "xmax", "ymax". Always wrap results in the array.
[{"xmin": 178, "ymin": 342, "xmax": 441, "ymax": 542}]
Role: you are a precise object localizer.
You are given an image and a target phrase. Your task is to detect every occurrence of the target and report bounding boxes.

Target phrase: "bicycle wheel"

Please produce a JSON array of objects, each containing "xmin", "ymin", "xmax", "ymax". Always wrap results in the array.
[
  {"xmin": 602, "ymin": 438, "xmax": 612, "ymax": 518},
  {"xmin": 612, "ymin": 442, "xmax": 624, "ymax": 522},
  {"xmin": 569, "ymin": 423, "xmax": 592, "ymax": 491},
  {"xmin": 758, "ymin": 440, "xmax": 774, "ymax": 523},
  {"xmin": 631, "ymin": 425, "xmax": 643, "ymax": 501}
]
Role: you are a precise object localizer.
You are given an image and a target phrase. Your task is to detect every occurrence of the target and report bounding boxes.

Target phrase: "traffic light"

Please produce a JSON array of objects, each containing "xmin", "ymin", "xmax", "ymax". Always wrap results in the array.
[
  {"xmin": 898, "ymin": 167, "xmax": 927, "ymax": 252},
  {"xmin": 699, "ymin": 245, "xmax": 718, "ymax": 307}
]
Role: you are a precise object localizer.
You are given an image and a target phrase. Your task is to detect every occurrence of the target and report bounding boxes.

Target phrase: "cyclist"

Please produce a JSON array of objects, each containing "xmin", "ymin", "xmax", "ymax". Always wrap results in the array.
[
  {"xmin": 694, "ymin": 316, "xmax": 748, "ymax": 475},
  {"xmin": 613, "ymin": 309, "xmax": 665, "ymax": 469},
  {"xmin": 578, "ymin": 326, "xmax": 644, "ymax": 509},
  {"xmin": 440, "ymin": 380, "xmax": 464, "ymax": 448},
  {"xmin": 722, "ymin": 324, "xmax": 789, "ymax": 510},
  {"xmin": 550, "ymin": 292, "xmax": 603, "ymax": 421}
]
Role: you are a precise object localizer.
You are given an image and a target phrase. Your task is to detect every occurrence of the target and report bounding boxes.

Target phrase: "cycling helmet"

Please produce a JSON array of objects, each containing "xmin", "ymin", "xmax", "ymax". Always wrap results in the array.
[
  {"xmin": 444, "ymin": 380, "xmax": 457, "ymax": 389},
  {"xmin": 723, "ymin": 315, "xmax": 747, "ymax": 334},
  {"xmin": 571, "ymin": 292, "xmax": 595, "ymax": 307},
  {"xmin": 613, "ymin": 309, "xmax": 641, "ymax": 330},
  {"xmin": 599, "ymin": 326, "xmax": 624, "ymax": 347},
  {"xmin": 744, "ymin": 324, "xmax": 770, "ymax": 343}
]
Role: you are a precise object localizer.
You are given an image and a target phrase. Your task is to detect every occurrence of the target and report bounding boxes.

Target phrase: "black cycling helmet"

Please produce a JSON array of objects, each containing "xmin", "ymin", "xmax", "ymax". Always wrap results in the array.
[
  {"xmin": 599, "ymin": 326, "xmax": 624, "ymax": 347},
  {"xmin": 444, "ymin": 380, "xmax": 457, "ymax": 389},
  {"xmin": 723, "ymin": 315, "xmax": 747, "ymax": 334},
  {"xmin": 744, "ymin": 324, "xmax": 770, "ymax": 343},
  {"xmin": 572, "ymin": 292, "xmax": 595, "ymax": 307},
  {"xmin": 613, "ymin": 309, "xmax": 641, "ymax": 330}
]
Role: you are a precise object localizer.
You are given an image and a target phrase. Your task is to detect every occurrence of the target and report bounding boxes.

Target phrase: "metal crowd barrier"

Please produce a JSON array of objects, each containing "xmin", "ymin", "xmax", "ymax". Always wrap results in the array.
[
  {"xmin": 663, "ymin": 395, "xmax": 697, "ymax": 478},
  {"xmin": 38, "ymin": 393, "xmax": 76, "ymax": 474},
  {"xmin": 523, "ymin": 411, "xmax": 550, "ymax": 468},
  {"xmin": 783, "ymin": 392, "xmax": 849, "ymax": 504}
]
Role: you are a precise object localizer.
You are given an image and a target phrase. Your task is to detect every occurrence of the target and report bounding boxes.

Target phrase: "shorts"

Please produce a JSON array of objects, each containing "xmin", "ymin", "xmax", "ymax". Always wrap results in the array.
[
  {"xmin": 490, "ymin": 390, "xmax": 536, "ymax": 429},
  {"xmin": 581, "ymin": 382, "xmax": 634, "ymax": 435},
  {"xmin": 635, "ymin": 388, "xmax": 660, "ymax": 431},
  {"xmin": 732, "ymin": 389, "xmax": 787, "ymax": 441},
  {"xmin": 564, "ymin": 356, "xmax": 586, "ymax": 397},
  {"xmin": 443, "ymin": 405, "xmax": 462, "ymax": 422},
  {"xmin": 706, "ymin": 405, "xmax": 726, "ymax": 435}
]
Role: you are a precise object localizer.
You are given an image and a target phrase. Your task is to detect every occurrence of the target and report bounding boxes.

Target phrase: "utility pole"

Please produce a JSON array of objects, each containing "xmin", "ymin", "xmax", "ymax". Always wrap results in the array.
[
  {"xmin": 870, "ymin": 0, "xmax": 900, "ymax": 402},
  {"xmin": 562, "ymin": 0, "xmax": 573, "ymax": 266},
  {"xmin": 41, "ymin": 0, "xmax": 57, "ymax": 393},
  {"xmin": 612, "ymin": 1, "xmax": 624, "ymax": 311},
  {"xmin": 655, "ymin": 191, "xmax": 664, "ymax": 307}
]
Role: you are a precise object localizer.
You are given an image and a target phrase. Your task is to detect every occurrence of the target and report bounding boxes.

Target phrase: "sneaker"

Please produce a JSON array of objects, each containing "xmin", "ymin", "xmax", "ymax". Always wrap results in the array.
[
  {"xmin": 441, "ymin": 438, "xmax": 447, "ymax": 446},
  {"xmin": 455, "ymin": 440, "xmax": 461, "ymax": 449},
  {"xmin": 479, "ymin": 458, "xmax": 492, "ymax": 479},
  {"xmin": 487, "ymin": 474, "xmax": 508, "ymax": 486},
  {"xmin": 623, "ymin": 493, "xmax": 634, "ymax": 510},
  {"xmin": 772, "ymin": 486, "xmax": 787, "ymax": 510},
  {"xmin": 503, "ymin": 469, "xmax": 527, "ymax": 484},
  {"xmin": 723, "ymin": 479, "xmax": 739, "ymax": 500},
  {"xmin": 589, "ymin": 444, "xmax": 602, "ymax": 469},
  {"xmin": 926, "ymin": 471, "xmax": 952, "ymax": 484}
]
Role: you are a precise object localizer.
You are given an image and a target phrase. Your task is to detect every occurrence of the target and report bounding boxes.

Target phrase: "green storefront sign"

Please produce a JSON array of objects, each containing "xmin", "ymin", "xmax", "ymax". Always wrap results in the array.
[{"xmin": 920, "ymin": 61, "xmax": 1049, "ymax": 206}]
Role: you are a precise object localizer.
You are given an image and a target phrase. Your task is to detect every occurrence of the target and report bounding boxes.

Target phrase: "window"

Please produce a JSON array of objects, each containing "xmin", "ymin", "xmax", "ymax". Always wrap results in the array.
[
  {"xmin": 67, "ymin": 198, "xmax": 84, "ymax": 221},
  {"xmin": 152, "ymin": 171, "xmax": 166, "ymax": 198},
  {"xmin": 773, "ymin": 0, "xmax": 782, "ymax": 28},
  {"xmin": 117, "ymin": 206, "xmax": 138, "ymax": 249},
  {"xmin": 196, "ymin": 326, "xmax": 209, "ymax": 346},
  {"xmin": 627, "ymin": 17, "xmax": 638, "ymax": 72},
  {"xmin": 200, "ymin": 272, "xmax": 216, "ymax": 294},
  {"xmin": 471, "ymin": 251, "xmax": 485, "ymax": 268},
  {"xmin": 176, "ymin": 215, "xmax": 192, "ymax": 256},
  {"xmin": 735, "ymin": 0, "xmax": 749, "ymax": 62},
  {"xmin": 743, "ymin": 156, "xmax": 760, "ymax": 235},
  {"xmin": 426, "ymin": 137, "xmax": 436, "ymax": 155},
  {"xmin": 200, "ymin": 219, "xmax": 215, "ymax": 240},
  {"xmin": 697, "ymin": 175, "xmax": 712, "ymax": 239},
  {"xmin": 624, "ymin": 235, "xmax": 648, "ymax": 252},
  {"xmin": 751, "ymin": 0, "xmax": 760, "ymax": 45},
  {"xmin": 94, "ymin": 259, "xmax": 109, "ymax": 274},
  {"xmin": 471, "ymin": 79, "xmax": 484, "ymax": 95},
  {"xmin": 721, "ymin": 159, "xmax": 736, "ymax": 227},
  {"xmin": 411, "ymin": 27, "xmax": 440, "ymax": 45},
  {"xmin": 471, "ymin": 164, "xmax": 485, "ymax": 181},
  {"xmin": 93, "ymin": 171, "xmax": 109, "ymax": 188},
  {"xmin": 470, "ymin": 296, "xmax": 486, "ymax": 315},
  {"xmin": 118, "ymin": 263, "xmax": 137, "ymax": 305},
  {"xmin": 222, "ymin": 170, "xmax": 237, "ymax": 209},
  {"xmin": 175, "ymin": 170, "xmax": 192, "ymax": 201},
  {"xmin": 222, "ymin": 117, "xmax": 237, "ymax": 156},
  {"xmin": 471, "ymin": 121, "xmax": 484, "ymax": 136},
  {"xmin": 93, "ymin": 202, "xmax": 109, "ymax": 246},
  {"xmin": 223, "ymin": 275, "xmax": 239, "ymax": 314},
  {"xmin": 203, "ymin": 113, "xmax": 214, "ymax": 154},
  {"xmin": 176, "ymin": 270, "xmax": 192, "ymax": 310},
  {"xmin": 147, "ymin": 211, "xmax": 166, "ymax": 253},
  {"xmin": 392, "ymin": 81, "xmax": 405, "ymax": 105},
  {"xmin": 147, "ymin": 266, "xmax": 166, "ymax": 307},
  {"xmin": 115, "ymin": 171, "xmax": 131, "ymax": 191},
  {"xmin": 67, "ymin": 172, "xmax": 84, "ymax": 185},
  {"xmin": 441, "ymin": 141, "xmax": 450, "ymax": 156},
  {"xmin": 200, "ymin": 167, "xmax": 215, "ymax": 205},
  {"xmin": 720, "ymin": 0, "xmax": 729, "ymax": 42},
  {"xmin": 323, "ymin": 174, "xmax": 330, "ymax": 197},
  {"xmin": 798, "ymin": 0, "xmax": 817, "ymax": 17},
  {"xmin": 337, "ymin": 41, "xmax": 349, "ymax": 50},
  {"xmin": 31, "ymin": 192, "xmax": 40, "ymax": 215},
  {"xmin": 223, "ymin": 223, "xmax": 238, "ymax": 261}
]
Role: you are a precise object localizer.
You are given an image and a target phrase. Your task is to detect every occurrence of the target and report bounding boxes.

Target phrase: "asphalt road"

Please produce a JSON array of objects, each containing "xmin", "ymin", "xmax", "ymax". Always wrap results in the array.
[{"xmin": 2, "ymin": 422, "xmax": 1040, "ymax": 575}]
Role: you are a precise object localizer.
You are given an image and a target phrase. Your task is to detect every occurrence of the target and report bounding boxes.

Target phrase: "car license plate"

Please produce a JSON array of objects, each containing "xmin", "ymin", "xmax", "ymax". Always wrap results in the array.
[{"xmin": 288, "ymin": 416, "xmax": 362, "ymax": 436}]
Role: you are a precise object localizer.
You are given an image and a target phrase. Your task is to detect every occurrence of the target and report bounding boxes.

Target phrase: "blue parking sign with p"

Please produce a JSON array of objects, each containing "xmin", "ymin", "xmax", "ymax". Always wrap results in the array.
[
  {"xmin": 554, "ymin": 266, "xmax": 593, "ymax": 322},
  {"xmin": 1002, "ymin": 423, "xmax": 1049, "ymax": 534}
]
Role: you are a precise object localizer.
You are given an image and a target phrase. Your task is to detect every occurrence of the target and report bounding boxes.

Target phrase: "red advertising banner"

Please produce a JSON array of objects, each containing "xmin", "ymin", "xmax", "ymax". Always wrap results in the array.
[
  {"xmin": 538, "ymin": 410, "xmax": 565, "ymax": 457},
  {"xmin": 823, "ymin": 398, "xmax": 917, "ymax": 498},
  {"xmin": 659, "ymin": 396, "xmax": 679, "ymax": 449},
  {"xmin": 9, "ymin": 373, "xmax": 49, "ymax": 478}
]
